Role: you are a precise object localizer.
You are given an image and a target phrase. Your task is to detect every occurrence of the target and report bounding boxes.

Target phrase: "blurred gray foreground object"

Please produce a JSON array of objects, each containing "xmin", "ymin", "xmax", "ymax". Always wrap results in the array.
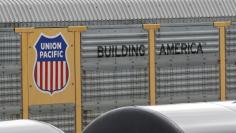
[
  {"xmin": 83, "ymin": 101, "xmax": 236, "ymax": 133},
  {"xmin": 0, "ymin": 120, "xmax": 64, "ymax": 133}
]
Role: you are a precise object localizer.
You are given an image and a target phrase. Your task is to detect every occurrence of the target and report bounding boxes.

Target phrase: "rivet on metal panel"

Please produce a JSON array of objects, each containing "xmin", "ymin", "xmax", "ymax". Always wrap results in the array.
[
  {"xmin": 214, "ymin": 21, "xmax": 231, "ymax": 101},
  {"xmin": 143, "ymin": 24, "xmax": 160, "ymax": 105}
]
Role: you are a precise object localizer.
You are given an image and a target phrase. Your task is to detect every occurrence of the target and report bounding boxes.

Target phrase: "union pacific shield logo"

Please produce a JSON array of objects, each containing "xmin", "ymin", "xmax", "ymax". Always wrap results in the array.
[{"xmin": 34, "ymin": 33, "xmax": 69, "ymax": 95}]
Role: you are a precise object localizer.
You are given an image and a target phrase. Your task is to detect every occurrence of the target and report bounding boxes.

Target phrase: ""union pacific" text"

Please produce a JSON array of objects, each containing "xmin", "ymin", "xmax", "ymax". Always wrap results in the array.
[{"xmin": 39, "ymin": 42, "xmax": 64, "ymax": 58}]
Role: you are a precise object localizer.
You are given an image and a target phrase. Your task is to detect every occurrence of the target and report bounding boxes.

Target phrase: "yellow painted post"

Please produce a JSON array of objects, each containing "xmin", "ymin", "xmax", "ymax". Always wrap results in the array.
[
  {"xmin": 214, "ymin": 21, "xmax": 231, "ymax": 101},
  {"xmin": 15, "ymin": 28, "xmax": 34, "ymax": 119},
  {"xmin": 144, "ymin": 24, "xmax": 160, "ymax": 105},
  {"xmin": 68, "ymin": 26, "xmax": 87, "ymax": 133}
]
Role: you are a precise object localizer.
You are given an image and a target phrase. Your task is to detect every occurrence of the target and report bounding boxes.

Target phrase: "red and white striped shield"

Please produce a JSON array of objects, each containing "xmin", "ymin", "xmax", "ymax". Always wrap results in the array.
[{"xmin": 33, "ymin": 33, "xmax": 69, "ymax": 95}]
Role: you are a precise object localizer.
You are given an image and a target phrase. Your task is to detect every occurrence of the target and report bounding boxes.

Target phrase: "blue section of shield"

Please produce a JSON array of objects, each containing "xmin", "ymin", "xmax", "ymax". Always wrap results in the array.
[{"xmin": 35, "ymin": 34, "xmax": 68, "ymax": 62}]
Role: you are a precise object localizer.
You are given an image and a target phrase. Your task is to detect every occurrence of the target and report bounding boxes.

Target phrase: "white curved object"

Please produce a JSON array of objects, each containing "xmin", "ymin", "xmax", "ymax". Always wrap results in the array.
[
  {"xmin": 142, "ymin": 101, "xmax": 236, "ymax": 133},
  {"xmin": 84, "ymin": 101, "xmax": 236, "ymax": 133},
  {"xmin": 0, "ymin": 120, "xmax": 64, "ymax": 133}
]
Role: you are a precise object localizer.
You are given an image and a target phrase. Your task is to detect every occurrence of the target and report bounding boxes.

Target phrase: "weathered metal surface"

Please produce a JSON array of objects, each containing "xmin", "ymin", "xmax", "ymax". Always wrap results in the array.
[
  {"xmin": 81, "ymin": 25, "xmax": 149, "ymax": 128},
  {"xmin": 29, "ymin": 104, "xmax": 75, "ymax": 133},
  {"xmin": 0, "ymin": 0, "xmax": 235, "ymax": 23},
  {"xmin": 0, "ymin": 21, "xmax": 234, "ymax": 132},
  {"xmin": 226, "ymin": 23, "xmax": 236, "ymax": 99},
  {"xmin": 156, "ymin": 23, "xmax": 220, "ymax": 104},
  {"xmin": 0, "ymin": 28, "xmax": 21, "ymax": 120}
]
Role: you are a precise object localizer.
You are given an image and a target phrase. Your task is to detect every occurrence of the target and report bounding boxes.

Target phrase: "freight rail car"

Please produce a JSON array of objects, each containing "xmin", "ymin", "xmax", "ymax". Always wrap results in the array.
[
  {"xmin": 84, "ymin": 101, "xmax": 236, "ymax": 133},
  {"xmin": 0, "ymin": 0, "xmax": 236, "ymax": 133}
]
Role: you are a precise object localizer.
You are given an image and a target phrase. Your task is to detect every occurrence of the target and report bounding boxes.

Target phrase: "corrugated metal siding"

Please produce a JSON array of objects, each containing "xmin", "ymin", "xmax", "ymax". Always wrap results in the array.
[
  {"xmin": 0, "ymin": 28, "xmax": 22, "ymax": 120},
  {"xmin": 226, "ymin": 23, "xmax": 236, "ymax": 99},
  {"xmin": 0, "ymin": 0, "xmax": 235, "ymax": 23},
  {"xmin": 81, "ymin": 25, "xmax": 149, "ymax": 127},
  {"xmin": 29, "ymin": 104, "xmax": 75, "ymax": 133},
  {"xmin": 156, "ymin": 23, "xmax": 220, "ymax": 104}
]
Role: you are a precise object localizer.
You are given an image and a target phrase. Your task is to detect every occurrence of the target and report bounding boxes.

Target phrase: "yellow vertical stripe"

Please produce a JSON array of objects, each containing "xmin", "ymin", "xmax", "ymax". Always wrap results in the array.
[
  {"xmin": 15, "ymin": 28, "xmax": 34, "ymax": 119},
  {"xmin": 21, "ymin": 33, "xmax": 29, "ymax": 119},
  {"xmin": 144, "ymin": 24, "xmax": 160, "ymax": 105},
  {"xmin": 68, "ymin": 26, "xmax": 87, "ymax": 133},
  {"xmin": 149, "ymin": 29, "xmax": 156, "ymax": 105},
  {"xmin": 214, "ymin": 21, "xmax": 231, "ymax": 101},
  {"xmin": 75, "ymin": 31, "xmax": 82, "ymax": 133},
  {"xmin": 219, "ymin": 27, "xmax": 226, "ymax": 101}
]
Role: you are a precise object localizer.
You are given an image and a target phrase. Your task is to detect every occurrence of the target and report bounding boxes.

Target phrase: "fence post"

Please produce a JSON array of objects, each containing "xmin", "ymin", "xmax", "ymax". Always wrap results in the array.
[
  {"xmin": 144, "ymin": 24, "xmax": 160, "ymax": 105},
  {"xmin": 68, "ymin": 26, "xmax": 87, "ymax": 133},
  {"xmin": 214, "ymin": 21, "xmax": 231, "ymax": 101}
]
